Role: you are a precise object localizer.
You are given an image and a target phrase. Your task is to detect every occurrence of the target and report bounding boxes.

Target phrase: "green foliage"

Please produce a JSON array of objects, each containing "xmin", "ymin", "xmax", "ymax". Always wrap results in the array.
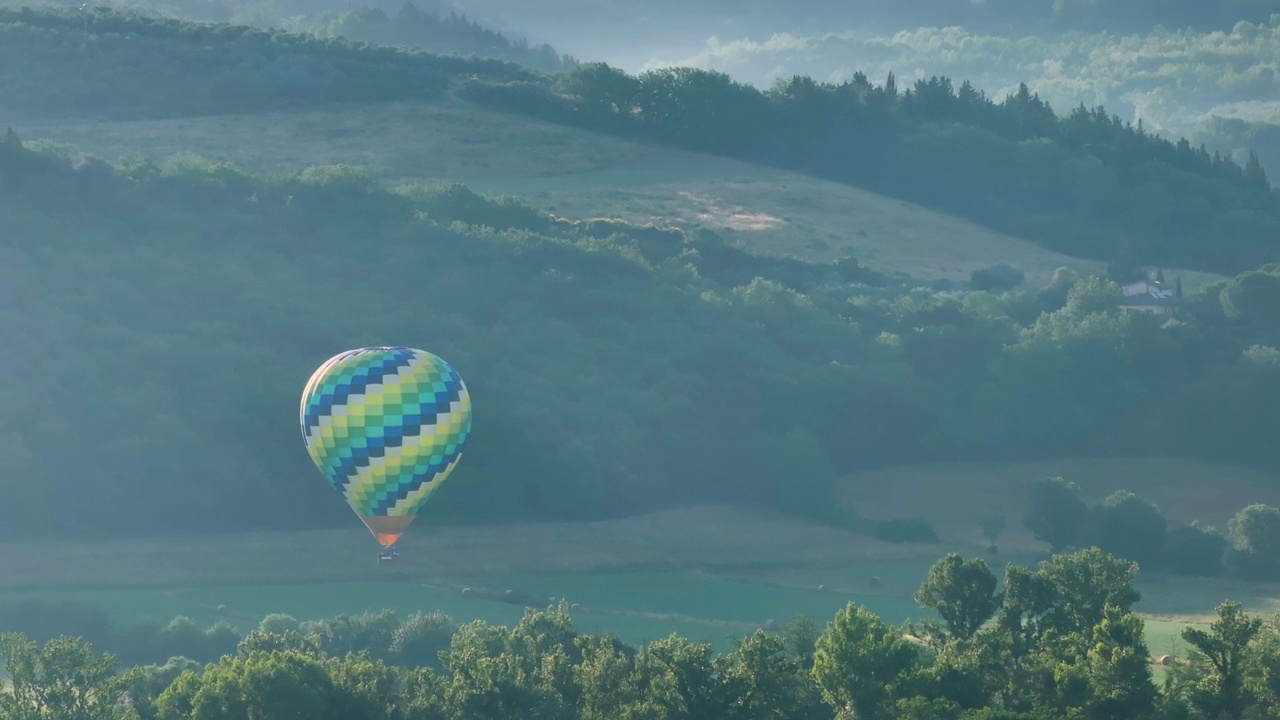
[
  {"xmin": 1219, "ymin": 266, "xmax": 1280, "ymax": 326},
  {"xmin": 1084, "ymin": 490, "xmax": 1168, "ymax": 569},
  {"xmin": 1229, "ymin": 504, "xmax": 1280, "ymax": 581},
  {"xmin": 120, "ymin": 657, "xmax": 203, "ymax": 720},
  {"xmin": 873, "ymin": 518, "xmax": 941, "ymax": 544},
  {"xmin": 969, "ymin": 265, "xmax": 1026, "ymax": 292},
  {"xmin": 11, "ymin": 555, "xmax": 1280, "ymax": 720},
  {"xmin": 1000, "ymin": 549, "xmax": 1141, "ymax": 651},
  {"xmin": 1062, "ymin": 277, "xmax": 1123, "ymax": 318},
  {"xmin": 154, "ymin": 649, "xmax": 343, "ymax": 720},
  {"xmin": 782, "ymin": 616, "xmax": 820, "ymax": 671},
  {"xmin": 236, "ymin": 629, "xmax": 322, "ymax": 657},
  {"xmin": 0, "ymin": 7, "xmax": 545, "ymax": 123},
  {"xmin": 469, "ymin": 62, "xmax": 1280, "ymax": 275},
  {"xmin": 258, "ymin": 614, "xmax": 301, "ymax": 636},
  {"xmin": 1083, "ymin": 606, "xmax": 1158, "ymax": 720},
  {"xmin": 1181, "ymin": 602, "xmax": 1264, "ymax": 720},
  {"xmin": 915, "ymin": 554, "xmax": 1003, "ymax": 641},
  {"xmin": 1024, "ymin": 478, "xmax": 1089, "ymax": 552},
  {"xmin": 305, "ymin": 610, "xmax": 401, "ymax": 661},
  {"xmin": 1162, "ymin": 523, "xmax": 1227, "ymax": 577},
  {"xmin": 1, "ymin": 128, "xmax": 1280, "ymax": 546},
  {"xmin": 0, "ymin": 632, "xmax": 133, "ymax": 720},
  {"xmin": 720, "ymin": 631, "xmax": 825, "ymax": 720},
  {"xmin": 390, "ymin": 611, "xmax": 458, "ymax": 670},
  {"xmin": 813, "ymin": 603, "xmax": 921, "ymax": 720},
  {"xmin": 284, "ymin": 3, "xmax": 578, "ymax": 74}
]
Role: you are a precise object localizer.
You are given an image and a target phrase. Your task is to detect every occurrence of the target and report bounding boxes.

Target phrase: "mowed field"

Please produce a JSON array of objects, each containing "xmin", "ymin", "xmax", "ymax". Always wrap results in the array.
[
  {"xmin": 13, "ymin": 99, "xmax": 1225, "ymax": 291},
  {"xmin": 4, "ymin": 457, "xmax": 1280, "ymax": 658}
]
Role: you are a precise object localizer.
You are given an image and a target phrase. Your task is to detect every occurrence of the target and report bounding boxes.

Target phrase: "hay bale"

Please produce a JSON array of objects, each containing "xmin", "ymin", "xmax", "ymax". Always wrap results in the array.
[{"xmin": 1158, "ymin": 655, "xmax": 1173, "ymax": 667}]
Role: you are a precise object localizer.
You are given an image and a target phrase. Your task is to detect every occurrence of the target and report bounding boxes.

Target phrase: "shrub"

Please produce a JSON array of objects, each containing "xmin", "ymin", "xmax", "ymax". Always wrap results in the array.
[
  {"xmin": 1024, "ymin": 477, "xmax": 1089, "ymax": 552},
  {"xmin": 873, "ymin": 518, "xmax": 940, "ymax": 544},
  {"xmin": 389, "ymin": 611, "xmax": 457, "ymax": 670},
  {"xmin": 1163, "ymin": 523, "xmax": 1226, "ymax": 577},
  {"xmin": 1085, "ymin": 490, "xmax": 1167, "ymax": 568},
  {"xmin": 970, "ymin": 264, "xmax": 1026, "ymax": 292},
  {"xmin": 1228, "ymin": 504, "xmax": 1280, "ymax": 580}
]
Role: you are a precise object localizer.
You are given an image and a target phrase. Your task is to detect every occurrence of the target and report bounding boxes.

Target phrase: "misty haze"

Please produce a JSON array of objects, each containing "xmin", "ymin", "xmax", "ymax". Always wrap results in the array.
[{"xmin": 1, "ymin": 1, "xmax": 1280, "ymax": 719}]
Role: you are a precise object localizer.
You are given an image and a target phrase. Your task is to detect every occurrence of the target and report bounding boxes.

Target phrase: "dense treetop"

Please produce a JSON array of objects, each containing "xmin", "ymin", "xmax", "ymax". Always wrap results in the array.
[{"xmin": 6, "ymin": 548, "xmax": 1280, "ymax": 720}]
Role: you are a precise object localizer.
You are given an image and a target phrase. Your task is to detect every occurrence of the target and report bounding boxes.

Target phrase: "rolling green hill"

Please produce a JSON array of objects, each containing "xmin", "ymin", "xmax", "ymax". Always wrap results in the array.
[
  {"xmin": 3, "ymin": 132, "xmax": 1280, "ymax": 545},
  {"xmin": 12, "ymin": 99, "xmax": 1227, "ymax": 292},
  {"xmin": 2, "ymin": 8, "xmax": 1280, "ymax": 546},
  {"xmin": 3, "ymin": 7, "xmax": 1278, "ymax": 279}
]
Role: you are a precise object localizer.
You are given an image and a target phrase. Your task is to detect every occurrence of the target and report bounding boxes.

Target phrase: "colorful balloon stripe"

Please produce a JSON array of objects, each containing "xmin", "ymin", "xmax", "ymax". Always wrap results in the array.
[{"xmin": 300, "ymin": 347, "xmax": 471, "ymax": 546}]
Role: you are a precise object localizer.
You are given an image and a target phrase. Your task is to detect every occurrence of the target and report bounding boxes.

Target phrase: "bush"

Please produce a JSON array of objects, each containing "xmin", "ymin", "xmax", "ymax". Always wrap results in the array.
[
  {"xmin": 873, "ymin": 518, "xmax": 940, "ymax": 544},
  {"xmin": 1163, "ymin": 523, "xmax": 1226, "ymax": 577},
  {"xmin": 258, "ymin": 614, "xmax": 301, "ymax": 635},
  {"xmin": 1024, "ymin": 477, "xmax": 1089, "ymax": 552},
  {"xmin": 389, "ymin": 611, "xmax": 457, "ymax": 670},
  {"xmin": 970, "ymin": 264, "xmax": 1026, "ymax": 292},
  {"xmin": 1228, "ymin": 504, "xmax": 1280, "ymax": 580},
  {"xmin": 1085, "ymin": 490, "xmax": 1167, "ymax": 569}
]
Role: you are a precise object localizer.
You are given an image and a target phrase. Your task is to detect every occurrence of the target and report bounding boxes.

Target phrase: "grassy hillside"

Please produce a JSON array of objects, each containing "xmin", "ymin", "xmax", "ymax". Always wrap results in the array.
[
  {"xmin": 3, "ymin": 8, "xmax": 1280, "ymax": 549},
  {"xmin": 4, "ymin": 130, "xmax": 1280, "ymax": 545},
  {"xmin": 3, "ymin": 7, "xmax": 1277, "ymax": 277},
  {"xmin": 13, "ymin": 100, "xmax": 1226, "ymax": 290}
]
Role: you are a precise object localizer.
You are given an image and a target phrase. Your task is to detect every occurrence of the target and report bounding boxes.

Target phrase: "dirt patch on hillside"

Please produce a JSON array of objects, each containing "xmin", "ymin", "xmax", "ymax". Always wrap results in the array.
[{"xmin": 14, "ymin": 99, "xmax": 1223, "ymax": 291}]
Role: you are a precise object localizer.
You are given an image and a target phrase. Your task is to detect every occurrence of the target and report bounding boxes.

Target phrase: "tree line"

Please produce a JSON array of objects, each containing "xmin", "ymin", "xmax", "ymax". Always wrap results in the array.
[
  {"xmin": 461, "ymin": 65, "xmax": 1279, "ymax": 274},
  {"xmin": 0, "ymin": 6, "xmax": 536, "ymax": 122},
  {"xmin": 286, "ymin": 3, "xmax": 579, "ymax": 75},
  {"xmin": 1016, "ymin": 479, "xmax": 1280, "ymax": 581},
  {"xmin": 4, "ymin": 6, "xmax": 1279, "ymax": 274},
  {"xmin": 6, "ymin": 548, "xmax": 1280, "ymax": 719}
]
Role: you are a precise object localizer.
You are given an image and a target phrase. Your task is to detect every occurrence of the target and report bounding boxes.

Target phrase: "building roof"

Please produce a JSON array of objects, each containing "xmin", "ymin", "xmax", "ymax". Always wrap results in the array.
[{"xmin": 1119, "ymin": 292, "xmax": 1180, "ymax": 306}]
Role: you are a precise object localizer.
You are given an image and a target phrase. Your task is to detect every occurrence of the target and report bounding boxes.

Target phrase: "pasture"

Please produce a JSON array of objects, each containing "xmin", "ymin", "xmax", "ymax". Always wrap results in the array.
[
  {"xmin": 12, "ymin": 99, "xmax": 1224, "ymax": 291},
  {"xmin": 2, "ymin": 561, "xmax": 1266, "ymax": 657},
  {"xmin": 6, "ymin": 456, "xmax": 1280, "ymax": 657}
]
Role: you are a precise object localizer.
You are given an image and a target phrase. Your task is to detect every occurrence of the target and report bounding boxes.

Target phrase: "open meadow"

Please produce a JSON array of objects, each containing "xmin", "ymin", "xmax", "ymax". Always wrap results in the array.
[
  {"xmin": 13, "ymin": 99, "xmax": 1225, "ymax": 291},
  {"xmin": 4, "ymin": 457, "xmax": 1279, "ymax": 658}
]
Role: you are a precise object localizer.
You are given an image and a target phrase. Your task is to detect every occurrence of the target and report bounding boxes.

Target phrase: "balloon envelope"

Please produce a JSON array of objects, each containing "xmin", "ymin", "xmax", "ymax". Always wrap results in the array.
[{"xmin": 300, "ymin": 347, "xmax": 472, "ymax": 547}]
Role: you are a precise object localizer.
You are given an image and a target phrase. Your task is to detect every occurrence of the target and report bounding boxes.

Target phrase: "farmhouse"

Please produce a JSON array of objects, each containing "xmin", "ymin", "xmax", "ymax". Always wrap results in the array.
[{"xmin": 1119, "ymin": 277, "xmax": 1181, "ymax": 316}]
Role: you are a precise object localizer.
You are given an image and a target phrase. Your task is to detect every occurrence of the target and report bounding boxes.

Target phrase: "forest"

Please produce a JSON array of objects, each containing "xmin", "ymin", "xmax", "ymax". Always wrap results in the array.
[
  {"xmin": 2, "ymin": 129, "xmax": 1280, "ymax": 541},
  {"xmin": 285, "ymin": 4, "xmax": 578, "ymax": 74},
  {"xmin": 7, "ymin": 548, "xmax": 1280, "ymax": 720}
]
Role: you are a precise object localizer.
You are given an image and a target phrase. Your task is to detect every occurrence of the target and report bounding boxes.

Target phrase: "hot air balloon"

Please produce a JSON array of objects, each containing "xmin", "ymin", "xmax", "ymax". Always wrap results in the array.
[{"xmin": 300, "ymin": 347, "xmax": 472, "ymax": 559}]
